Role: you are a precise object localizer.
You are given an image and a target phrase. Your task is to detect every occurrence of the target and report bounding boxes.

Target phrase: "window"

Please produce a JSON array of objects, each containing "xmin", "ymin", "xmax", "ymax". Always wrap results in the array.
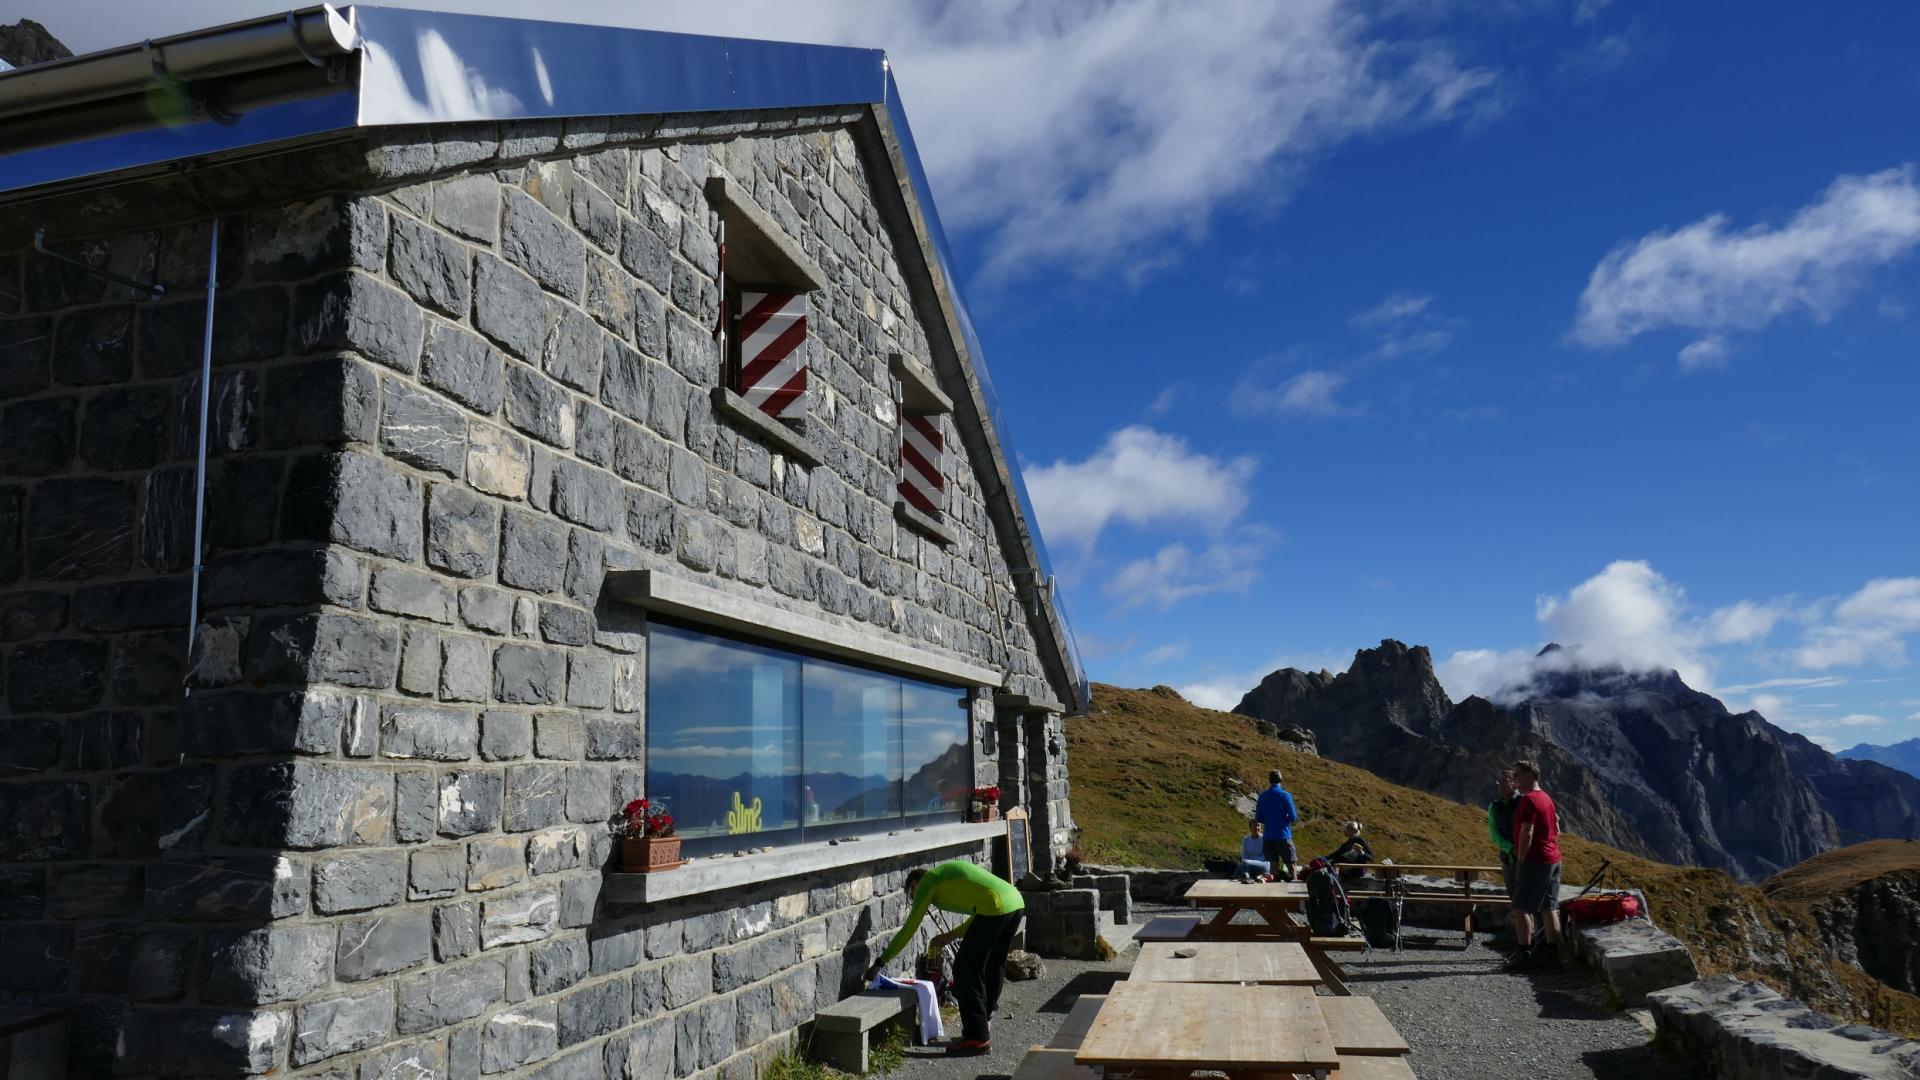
[{"xmin": 646, "ymin": 621, "xmax": 969, "ymax": 854}]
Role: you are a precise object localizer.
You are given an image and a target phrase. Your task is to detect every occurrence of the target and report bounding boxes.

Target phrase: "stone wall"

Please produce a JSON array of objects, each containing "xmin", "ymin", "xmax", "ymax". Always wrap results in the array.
[
  {"xmin": 1649, "ymin": 976, "xmax": 1920, "ymax": 1080},
  {"xmin": 0, "ymin": 104, "xmax": 1071, "ymax": 1077}
]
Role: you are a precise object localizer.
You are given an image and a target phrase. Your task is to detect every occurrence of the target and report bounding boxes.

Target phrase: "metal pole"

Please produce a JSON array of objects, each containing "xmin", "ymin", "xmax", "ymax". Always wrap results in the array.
[{"xmin": 183, "ymin": 219, "xmax": 219, "ymax": 693}]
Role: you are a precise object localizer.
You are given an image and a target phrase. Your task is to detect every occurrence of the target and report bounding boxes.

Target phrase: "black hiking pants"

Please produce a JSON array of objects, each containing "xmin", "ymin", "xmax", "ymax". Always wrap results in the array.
[{"xmin": 951, "ymin": 910, "xmax": 1024, "ymax": 1041}]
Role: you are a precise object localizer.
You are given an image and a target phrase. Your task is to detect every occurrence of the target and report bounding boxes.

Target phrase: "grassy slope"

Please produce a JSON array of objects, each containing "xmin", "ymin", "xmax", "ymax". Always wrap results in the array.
[{"xmin": 1070, "ymin": 684, "xmax": 1920, "ymax": 1036}]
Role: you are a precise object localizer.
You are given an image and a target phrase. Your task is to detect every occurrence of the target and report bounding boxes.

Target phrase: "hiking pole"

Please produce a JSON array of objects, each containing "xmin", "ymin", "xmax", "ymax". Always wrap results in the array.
[{"xmin": 1571, "ymin": 858, "xmax": 1612, "ymax": 901}]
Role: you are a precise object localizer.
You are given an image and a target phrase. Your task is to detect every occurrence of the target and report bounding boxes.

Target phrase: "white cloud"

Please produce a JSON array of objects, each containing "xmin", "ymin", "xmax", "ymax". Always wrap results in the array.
[
  {"xmin": 1145, "ymin": 384, "xmax": 1185, "ymax": 417},
  {"xmin": 1141, "ymin": 642, "xmax": 1190, "ymax": 666},
  {"xmin": 1676, "ymin": 335, "xmax": 1732, "ymax": 372},
  {"xmin": 1795, "ymin": 577, "xmax": 1920, "ymax": 669},
  {"xmin": 1353, "ymin": 292, "xmax": 1433, "ymax": 325},
  {"xmin": 1024, "ymin": 426, "xmax": 1256, "ymax": 549},
  {"xmin": 1704, "ymin": 599, "xmax": 1786, "ymax": 644},
  {"xmin": 1717, "ymin": 675, "xmax": 1847, "ymax": 694},
  {"xmin": 1178, "ymin": 677, "xmax": 1254, "ymax": 712},
  {"xmin": 1230, "ymin": 367, "xmax": 1358, "ymax": 417},
  {"xmin": 50, "ymin": 1, "xmax": 1514, "ymax": 282},
  {"xmin": 1106, "ymin": 536, "xmax": 1270, "ymax": 611},
  {"xmin": 1573, "ymin": 166, "xmax": 1920, "ymax": 347}
]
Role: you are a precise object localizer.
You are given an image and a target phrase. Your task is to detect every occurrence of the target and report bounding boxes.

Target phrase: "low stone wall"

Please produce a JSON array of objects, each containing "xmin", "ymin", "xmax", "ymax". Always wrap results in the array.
[
  {"xmin": 1563, "ymin": 890, "xmax": 1698, "ymax": 1006},
  {"xmin": 1020, "ymin": 888, "xmax": 1104, "ymax": 960},
  {"xmin": 1649, "ymin": 976, "xmax": 1920, "ymax": 1080},
  {"xmin": 1083, "ymin": 865, "xmax": 1202, "ymax": 906},
  {"xmin": 1068, "ymin": 873, "xmax": 1131, "ymax": 924}
]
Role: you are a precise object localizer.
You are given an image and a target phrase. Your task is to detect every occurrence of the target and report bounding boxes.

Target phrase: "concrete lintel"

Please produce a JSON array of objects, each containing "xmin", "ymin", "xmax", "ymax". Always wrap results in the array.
[
  {"xmin": 603, "ymin": 568, "xmax": 1004, "ymax": 688},
  {"xmin": 994, "ymin": 691, "xmax": 1066, "ymax": 715},
  {"xmin": 603, "ymin": 821, "xmax": 1003, "ymax": 905},
  {"xmin": 705, "ymin": 174, "xmax": 827, "ymax": 291},
  {"xmin": 893, "ymin": 498, "xmax": 956, "ymax": 548},
  {"xmin": 890, "ymin": 352, "xmax": 952, "ymax": 414},
  {"xmin": 710, "ymin": 387, "xmax": 826, "ymax": 467}
]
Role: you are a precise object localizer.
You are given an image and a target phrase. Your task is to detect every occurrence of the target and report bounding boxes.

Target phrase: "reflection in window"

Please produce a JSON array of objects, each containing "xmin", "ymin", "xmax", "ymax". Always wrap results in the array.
[{"xmin": 646, "ymin": 622, "xmax": 970, "ymax": 853}]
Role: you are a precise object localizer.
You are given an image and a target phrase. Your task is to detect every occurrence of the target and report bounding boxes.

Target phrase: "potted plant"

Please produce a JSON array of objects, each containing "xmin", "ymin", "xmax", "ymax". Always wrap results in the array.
[
  {"xmin": 617, "ymin": 798, "xmax": 681, "ymax": 872},
  {"xmin": 969, "ymin": 785, "xmax": 1002, "ymax": 822}
]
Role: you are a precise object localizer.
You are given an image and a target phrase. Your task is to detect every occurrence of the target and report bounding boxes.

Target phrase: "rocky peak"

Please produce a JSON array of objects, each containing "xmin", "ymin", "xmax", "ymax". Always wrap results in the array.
[{"xmin": 0, "ymin": 19, "xmax": 72, "ymax": 69}]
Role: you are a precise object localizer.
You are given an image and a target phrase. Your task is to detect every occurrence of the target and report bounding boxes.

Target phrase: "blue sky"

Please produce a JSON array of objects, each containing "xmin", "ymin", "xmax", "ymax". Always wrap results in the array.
[{"xmin": 26, "ymin": 0, "xmax": 1920, "ymax": 748}]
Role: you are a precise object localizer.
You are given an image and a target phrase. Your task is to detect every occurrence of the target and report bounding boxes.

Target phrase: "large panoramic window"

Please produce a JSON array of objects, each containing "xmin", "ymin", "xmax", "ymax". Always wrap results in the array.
[{"xmin": 646, "ymin": 622, "xmax": 969, "ymax": 854}]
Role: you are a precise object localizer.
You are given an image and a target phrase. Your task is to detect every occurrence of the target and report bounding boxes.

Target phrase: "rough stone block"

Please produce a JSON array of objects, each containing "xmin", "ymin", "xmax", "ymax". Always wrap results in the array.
[
  {"xmin": 481, "ymin": 710, "xmax": 534, "ymax": 760},
  {"xmin": 2, "ymin": 395, "xmax": 76, "ymax": 475},
  {"xmin": 382, "ymin": 703, "xmax": 478, "ymax": 760},
  {"xmin": 294, "ymin": 271, "xmax": 423, "ymax": 372},
  {"xmin": 335, "ymin": 907, "xmax": 432, "ymax": 981},
  {"xmin": 528, "ymin": 828, "xmax": 586, "ymax": 876},
  {"xmin": 469, "ymin": 422, "xmax": 532, "ymax": 499},
  {"xmin": 482, "ymin": 891, "xmax": 559, "ymax": 948},
  {"xmin": 145, "ymin": 856, "xmax": 307, "ymax": 920},
  {"xmin": 410, "ymin": 845, "xmax": 465, "ymax": 899},
  {"xmin": 250, "ymin": 194, "xmax": 385, "ymax": 279},
  {"xmin": 395, "ymin": 768, "xmax": 436, "ymax": 842},
  {"xmin": 462, "ymin": 586, "xmax": 516, "ymax": 634},
  {"xmin": 372, "ymin": 566, "xmax": 458, "ymax": 623},
  {"xmin": 284, "ymin": 449, "xmax": 422, "ymax": 560},
  {"xmin": 530, "ymin": 936, "xmax": 590, "ymax": 996},
  {"xmin": 504, "ymin": 762, "xmax": 569, "ymax": 832},
  {"xmin": 422, "ymin": 319, "xmax": 506, "ymax": 412},
  {"xmin": 495, "ymin": 644, "xmax": 568, "ymax": 706},
  {"xmin": 25, "ymin": 477, "xmax": 133, "ymax": 581},
  {"xmin": 474, "ymin": 253, "xmax": 557, "ymax": 360},
  {"xmin": 245, "ymin": 611, "xmax": 400, "ymax": 689},
  {"xmin": 504, "ymin": 187, "xmax": 587, "ymax": 300},
  {"xmin": 220, "ymin": 761, "xmax": 391, "ymax": 849},
  {"xmin": 313, "ymin": 850, "xmax": 407, "ymax": 913},
  {"xmin": 293, "ymin": 987, "xmax": 395, "ymax": 1065},
  {"xmin": 427, "ymin": 484, "xmax": 499, "ymax": 579},
  {"xmin": 438, "ymin": 769, "xmax": 505, "ymax": 838},
  {"xmin": 506, "ymin": 363, "xmax": 578, "ymax": 450},
  {"xmin": 117, "ymin": 1007, "xmax": 288, "ymax": 1076},
  {"xmin": 380, "ymin": 377, "xmax": 468, "ymax": 477},
  {"xmin": 544, "ymin": 305, "xmax": 604, "ymax": 394},
  {"xmin": 203, "ymin": 924, "xmax": 335, "ymax": 1004},
  {"xmin": 390, "ymin": 213, "xmax": 472, "ymax": 317},
  {"xmin": 396, "ymin": 955, "xmax": 506, "ymax": 1033},
  {"xmin": 558, "ymin": 976, "xmax": 631, "ymax": 1047},
  {"xmin": 467, "ymin": 835, "xmax": 527, "ymax": 891},
  {"xmin": 435, "ymin": 174, "xmax": 503, "ymax": 243},
  {"xmin": 485, "ymin": 1002, "xmax": 559, "ymax": 1073},
  {"xmin": 552, "ymin": 457, "xmax": 621, "ymax": 531},
  {"xmin": 500, "ymin": 510, "xmax": 569, "ymax": 593},
  {"xmin": 436, "ymin": 900, "xmax": 480, "ymax": 961}
]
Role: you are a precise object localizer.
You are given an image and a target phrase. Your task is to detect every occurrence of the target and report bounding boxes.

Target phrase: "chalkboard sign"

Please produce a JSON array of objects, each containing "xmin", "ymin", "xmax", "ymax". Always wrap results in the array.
[{"xmin": 1001, "ymin": 807, "xmax": 1032, "ymax": 885}]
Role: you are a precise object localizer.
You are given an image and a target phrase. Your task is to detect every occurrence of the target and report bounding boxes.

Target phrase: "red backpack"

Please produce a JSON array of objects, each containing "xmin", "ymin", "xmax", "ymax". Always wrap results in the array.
[{"xmin": 1560, "ymin": 891, "xmax": 1641, "ymax": 926}]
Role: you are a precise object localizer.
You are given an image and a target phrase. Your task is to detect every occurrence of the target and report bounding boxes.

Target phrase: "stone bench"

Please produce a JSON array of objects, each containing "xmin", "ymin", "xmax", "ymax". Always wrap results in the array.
[
  {"xmin": 1648, "ymin": 976, "xmax": 1920, "ymax": 1080},
  {"xmin": 809, "ymin": 989, "xmax": 919, "ymax": 1073},
  {"xmin": 1566, "ymin": 908, "xmax": 1697, "ymax": 1007}
]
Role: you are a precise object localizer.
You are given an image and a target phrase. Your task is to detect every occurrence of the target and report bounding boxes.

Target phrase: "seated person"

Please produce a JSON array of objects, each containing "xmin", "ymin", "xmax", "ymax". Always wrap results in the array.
[
  {"xmin": 1326, "ymin": 820, "xmax": 1375, "ymax": 881},
  {"xmin": 1236, "ymin": 818, "xmax": 1271, "ymax": 881}
]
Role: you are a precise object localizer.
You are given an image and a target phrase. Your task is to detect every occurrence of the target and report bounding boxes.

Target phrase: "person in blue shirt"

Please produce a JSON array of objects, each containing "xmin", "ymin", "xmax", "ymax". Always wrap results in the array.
[
  {"xmin": 1236, "ymin": 818, "xmax": 1271, "ymax": 882},
  {"xmin": 1255, "ymin": 768, "xmax": 1299, "ymax": 881}
]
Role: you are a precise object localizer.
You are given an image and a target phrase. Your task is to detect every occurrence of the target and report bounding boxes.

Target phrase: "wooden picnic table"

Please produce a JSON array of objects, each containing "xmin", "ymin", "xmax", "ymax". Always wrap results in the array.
[
  {"xmin": 1182, "ymin": 880, "xmax": 1310, "ymax": 940},
  {"xmin": 1132, "ymin": 941, "xmax": 1320, "ymax": 985},
  {"xmin": 1075, "ymin": 980, "xmax": 1339, "ymax": 1078}
]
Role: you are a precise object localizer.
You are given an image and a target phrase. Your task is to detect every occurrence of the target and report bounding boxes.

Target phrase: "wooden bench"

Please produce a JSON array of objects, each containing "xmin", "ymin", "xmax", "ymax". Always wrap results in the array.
[
  {"xmin": 809, "ymin": 989, "xmax": 917, "ymax": 1073},
  {"xmin": 1045, "ymin": 994, "xmax": 1105, "ymax": 1049},
  {"xmin": 1134, "ymin": 915, "xmax": 1202, "ymax": 941},
  {"xmin": 1323, "ymin": 1054, "xmax": 1417, "ymax": 1079},
  {"xmin": 1318, "ymin": 997, "xmax": 1411, "ymax": 1056},
  {"xmin": 1012, "ymin": 1047, "xmax": 1101, "ymax": 1080}
]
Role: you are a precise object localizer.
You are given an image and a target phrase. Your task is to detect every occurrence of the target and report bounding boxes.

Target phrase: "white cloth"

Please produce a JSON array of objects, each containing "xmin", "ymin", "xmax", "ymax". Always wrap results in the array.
[{"xmin": 869, "ymin": 974, "xmax": 943, "ymax": 1044}]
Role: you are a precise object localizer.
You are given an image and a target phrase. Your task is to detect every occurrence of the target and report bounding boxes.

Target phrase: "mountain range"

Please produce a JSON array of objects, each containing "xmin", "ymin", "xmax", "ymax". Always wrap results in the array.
[
  {"xmin": 1233, "ymin": 640, "xmax": 1920, "ymax": 881},
  {"xmin": 1840, "ymin": 738, "xmax": 1920, "ymax": 781}
]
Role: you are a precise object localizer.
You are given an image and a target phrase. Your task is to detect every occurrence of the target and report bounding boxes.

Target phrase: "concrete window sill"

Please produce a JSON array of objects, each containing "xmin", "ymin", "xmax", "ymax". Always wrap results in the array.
[
  {"xmin": 602, "ymin": 821, "xmax": 1005, "ymax": 905},
  {"xmin": 894, "ymin": 499, "xmax": 956, "ymax": 547},
  {"xmin": 711, "ymin": 387, "xmax": 825, "ymax": 467},
  {"xmin": 602, "ymin": 568, "xmax": 1003, "ymax": 687},
  {"xmin": 891, "ymin": 352, "xmax": 952, "ymax": 414}
]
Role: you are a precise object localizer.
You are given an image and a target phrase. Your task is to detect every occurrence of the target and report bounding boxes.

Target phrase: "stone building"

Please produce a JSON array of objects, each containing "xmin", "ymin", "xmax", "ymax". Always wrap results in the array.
[{"xmin": 0, "ymin": 8, "xmax": 1085, "ymax": 1076}]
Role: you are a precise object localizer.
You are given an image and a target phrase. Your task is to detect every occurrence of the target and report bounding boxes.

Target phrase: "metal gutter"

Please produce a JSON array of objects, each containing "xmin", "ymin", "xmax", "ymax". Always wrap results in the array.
[
  {"xmin": 0, "ymin": 6, "xmax": 1088, "ymax": 712},
  {"xmin": 0, "ymin": 6, "xmax": 356, "ymax": 119}
]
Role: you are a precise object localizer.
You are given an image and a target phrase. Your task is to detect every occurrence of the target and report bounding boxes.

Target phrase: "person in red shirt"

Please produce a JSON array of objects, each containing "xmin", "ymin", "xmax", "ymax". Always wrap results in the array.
[{"xmin": 1506, "ymin": 758, "xmax": 1563, "ymax": 970}]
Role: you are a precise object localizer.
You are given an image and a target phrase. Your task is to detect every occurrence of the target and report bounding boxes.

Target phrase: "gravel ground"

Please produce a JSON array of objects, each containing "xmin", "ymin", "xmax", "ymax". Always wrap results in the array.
[{"xmin": 892, "ymin": 904, "xmax": 1686, "ymax": 1080}]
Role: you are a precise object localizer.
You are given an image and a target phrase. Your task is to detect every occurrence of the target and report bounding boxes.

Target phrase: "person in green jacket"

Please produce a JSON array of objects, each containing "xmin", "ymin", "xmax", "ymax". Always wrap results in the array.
[
  {"xmin": 865, "ymin": 860, "xmax": 1025, "ymax": 1056},
  {"xmin": 1487, "ymin": 768, "xmax": 1518, "ymax": 901}
]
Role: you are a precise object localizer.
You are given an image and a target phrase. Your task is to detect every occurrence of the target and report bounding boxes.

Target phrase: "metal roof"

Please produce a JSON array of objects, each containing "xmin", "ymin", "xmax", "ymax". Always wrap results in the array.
[{"xmin": 0, "ymin": 5, "xmax": 1088, "ymax": 711}]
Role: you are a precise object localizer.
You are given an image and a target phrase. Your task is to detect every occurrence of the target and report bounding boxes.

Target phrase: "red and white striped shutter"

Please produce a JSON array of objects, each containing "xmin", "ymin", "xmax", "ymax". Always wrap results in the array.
[
  {"xmin": 898, "ymin": 413, "xmax": 946, "ymax": 514},
  {"xmin": 736, "ymin": 291, "xmax": 808, "ymax": 420}
]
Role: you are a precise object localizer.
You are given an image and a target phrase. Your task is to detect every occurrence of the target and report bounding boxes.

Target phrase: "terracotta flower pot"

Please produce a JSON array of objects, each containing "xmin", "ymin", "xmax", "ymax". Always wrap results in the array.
[
  {"xmin": 972, "ymin": 804, "xmax": 1000, "ymax": 823},
  {"xmin": 620, "ymin": 836, "xmax": 683, "ymax": 872}
]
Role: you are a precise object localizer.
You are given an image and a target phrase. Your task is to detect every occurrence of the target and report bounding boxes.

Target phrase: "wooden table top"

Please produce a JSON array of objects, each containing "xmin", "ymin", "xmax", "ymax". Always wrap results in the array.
[
  {"xmin": 1133, "ymin": 941, "xmax": 1320, "ymax": 985},
  {"xmin": 1184, "ymin": 879, "xmax": 1308, "ymax": 904},
  {"xmin": 1344, "ymin": 863, "xmax": 1500, "ymax": 874},
  {"xmin": 1075, "ymin": 981, "xmax": 1338, "ymax": 1073},
  {"xmin": 1317, "ymin": 996, "xmax": 1412, "ymax": 1055}
]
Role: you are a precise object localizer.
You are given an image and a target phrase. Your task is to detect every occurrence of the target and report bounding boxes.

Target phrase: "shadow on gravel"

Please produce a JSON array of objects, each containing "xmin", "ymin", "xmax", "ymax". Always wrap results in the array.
[
  {"xmin": 1582, "ymin": 1044, "xmax": 1684, "ymax": 1080},
  {"xmin": 1528, "ymin": 973, "xmax": 1620, "ymax": 1022},
  {"xmin": 1040, "ymin": 971, "xmax": 1128, "ymax": 1012}
]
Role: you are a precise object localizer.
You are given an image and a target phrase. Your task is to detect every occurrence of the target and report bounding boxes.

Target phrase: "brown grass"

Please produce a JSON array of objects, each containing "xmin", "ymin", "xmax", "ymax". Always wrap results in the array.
[{"xmin": 1070, "ymin": 683, "xmax": 1920, "ymax": 1036}]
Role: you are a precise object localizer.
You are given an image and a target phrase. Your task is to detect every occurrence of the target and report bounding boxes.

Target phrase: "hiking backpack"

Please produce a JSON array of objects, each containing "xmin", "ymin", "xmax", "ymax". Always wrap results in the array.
[{"xmin": 1302, "ymin": 858, "xmax": 1356, "ymax": 936}]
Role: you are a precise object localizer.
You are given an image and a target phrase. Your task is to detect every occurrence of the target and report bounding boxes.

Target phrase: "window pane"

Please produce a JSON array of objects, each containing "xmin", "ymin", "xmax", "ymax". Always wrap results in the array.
[
  {"xmin": 801, "ymin": 658, "xmax": 901, "ymax": 828},
  {"xmin": 901, "ymin": 678, "xmax": 968, "ymax": 822},
  {"xmin": 645, "ymin": 624, "xmax": 800, "ymax": 850}
]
